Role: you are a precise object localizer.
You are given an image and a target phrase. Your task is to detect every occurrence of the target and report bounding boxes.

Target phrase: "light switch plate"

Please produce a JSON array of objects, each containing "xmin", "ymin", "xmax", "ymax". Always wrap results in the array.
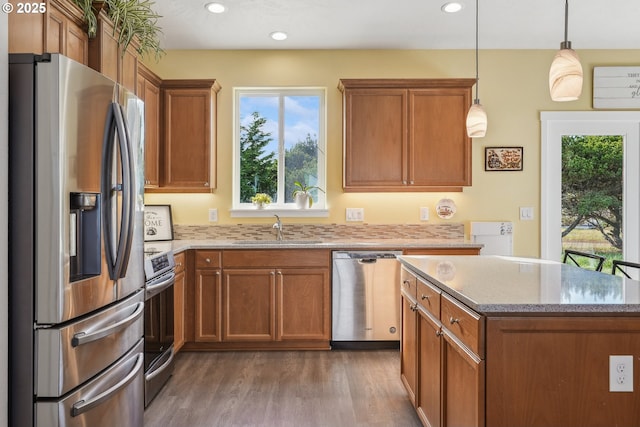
[
  {"xmin": 346, "ymin": 208, "xmax": 364, "ymax": 222},
  {"xmin": 519, "ymin": 207, "xmax": 534, "ymax": 221},
  {"xmin": 208, "ymin": 208, "xmax": 218, "ymax": 222}
]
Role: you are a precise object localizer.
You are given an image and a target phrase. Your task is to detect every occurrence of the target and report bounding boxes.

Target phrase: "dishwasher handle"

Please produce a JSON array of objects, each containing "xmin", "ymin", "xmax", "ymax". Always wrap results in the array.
[{"xmin": 358, "ymin": 258, "xmax": 378, "ymax": 264}]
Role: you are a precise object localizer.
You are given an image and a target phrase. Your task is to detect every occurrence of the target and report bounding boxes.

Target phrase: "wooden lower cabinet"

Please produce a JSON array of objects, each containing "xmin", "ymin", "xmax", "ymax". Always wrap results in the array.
[
  {"xmin": 401, "ymin": 290, "xmax": 418, "ymax": 405},
  {"xmin": 185, "ymin": 249, "xmax": 331, "ymax": 350},
  {"xmin": 402, "ymin": 266, "xmax": 484, "ymax": 427},
  {"xmin": 223, "ymin": 269, "xmax": 276, "ymax": 341},
  {"xmin": 173, "ymin": 252, "xmax": 186, "ymax": 352},
  {"xmin": 442, "ymin": 331, "xmax": 485, "ymax": 427},
  {"xmin": 416, "ymin": 309, "xmax": 442, "ymax": 427}
]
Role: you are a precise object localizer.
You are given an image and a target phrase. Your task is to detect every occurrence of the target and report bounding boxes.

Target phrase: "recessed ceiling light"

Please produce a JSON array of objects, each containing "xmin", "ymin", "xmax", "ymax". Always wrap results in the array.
[
  {"xmin": 205, "ymin": 2, "xmax": 226, "ymax": 13},
  {"xmin": 270, "ymin": 31, "xmax": 288, "ymax": 41},
  {"xmin": 441, "ymin": 2, "xmax": 464, "ymax": 13}
]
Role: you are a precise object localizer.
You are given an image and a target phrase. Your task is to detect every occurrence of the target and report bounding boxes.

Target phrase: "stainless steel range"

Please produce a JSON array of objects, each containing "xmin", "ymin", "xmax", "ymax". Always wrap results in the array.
[{"xmin": 143, "ymin": 249, "xmax": 176, "ymax": 407}]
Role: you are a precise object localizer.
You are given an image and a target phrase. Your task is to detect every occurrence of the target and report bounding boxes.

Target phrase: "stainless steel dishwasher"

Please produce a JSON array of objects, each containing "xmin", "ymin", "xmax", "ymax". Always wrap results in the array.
[{"xmin": 332, "ymin": 250, "xmax": 402, "ymax": 349}]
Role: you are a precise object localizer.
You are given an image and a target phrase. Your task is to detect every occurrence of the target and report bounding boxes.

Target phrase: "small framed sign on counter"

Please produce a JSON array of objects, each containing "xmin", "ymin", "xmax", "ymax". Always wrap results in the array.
[
  {"xmin": 144, "ymin": 205, "xmax": 174, "ymax": 241},
  {"xmin": 593, "ymin": 66, "xmax": 640, "ymax": 109}
]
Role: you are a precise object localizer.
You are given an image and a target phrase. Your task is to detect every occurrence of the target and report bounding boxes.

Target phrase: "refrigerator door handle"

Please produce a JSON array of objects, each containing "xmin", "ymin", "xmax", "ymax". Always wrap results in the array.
[
  {"xmin": 71, "ymin": 352, "xmax": 143, "ymax": 417},
  {"xmin": 113, "ymin": 103, "xmax": 134, "ymax": 279},
  {"xmin": 101, "ymin": 102, "xmax": 135, "ymax": 280},
  {"xmin": 71, "ymin": 301, "xmax": 144, "ymax": 347}
]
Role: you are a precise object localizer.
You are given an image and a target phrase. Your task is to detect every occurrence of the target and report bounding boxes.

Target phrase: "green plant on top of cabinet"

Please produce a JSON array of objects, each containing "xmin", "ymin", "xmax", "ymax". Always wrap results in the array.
[
  {"xmin": 147, "ymin": 79, "xmax": 221, "ymax": 193},
  {"xmin": 339, "ymin": 79, "xmax": 475, "ymax": 192}
]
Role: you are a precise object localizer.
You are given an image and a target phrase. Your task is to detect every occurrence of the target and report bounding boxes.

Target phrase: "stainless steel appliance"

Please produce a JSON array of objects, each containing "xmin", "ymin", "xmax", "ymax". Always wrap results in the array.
[
  {"xmin": 332, "ymin": 251, "xmax": 402, "ymax": 349},
  {"xmin": 143, "ymin": 249, "xmax": 176, "ymax": 407},
  {"xmin": 8, "ymin": 53, "xmax": 145, "ymax": 427}
]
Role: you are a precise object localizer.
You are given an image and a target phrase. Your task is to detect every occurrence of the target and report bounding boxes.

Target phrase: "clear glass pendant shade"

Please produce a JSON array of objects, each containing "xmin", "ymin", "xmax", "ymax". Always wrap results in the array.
[
  {"xmin": 549, "ymin": 47, "xmax": 583, "ymax": 101},
  {"xmin": 466, "ymin": 102, "xmax": 487, "ymax": 138}
]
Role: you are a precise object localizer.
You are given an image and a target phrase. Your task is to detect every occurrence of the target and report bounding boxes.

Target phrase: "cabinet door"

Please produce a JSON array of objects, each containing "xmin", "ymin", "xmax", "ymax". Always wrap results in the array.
[
  {"xmin": 138, "ymin": 71, "xmax": 161, "ymax": 188},
  {"xmin": 223, "ymin": 269, "xmax": 276, "ymax": 341},
  {"xmin": 409, "ymin": 89, "xmax": 471, "ymax": 187},
  {"xmin": 417, "ymin": 309, "xmax": 442, "ymax": 427},
  {"xmin": 174, "ymin": 269, "xmax": 185, "ymax": 351},
  {"xmin": 442, "ymin": 331, "xmax": 485, "ymax": 427},
  {"xmin": 343, "ymin": 88, "xmax": 408, "ymax": 190},
  {"xmin": 194, "ymin": 268, "xmax": 222, "ymax": 342},
  {"xmin": 400, "ymin": 291, "xmax": 418, "ymax": 405},
  {"xmin": 276, "ymin": 268, "xmax": 330, "ymax": 341},
  {"xmin": 161, "ymin": 85, "xmax": 214, "ymax": 191},
  {"xmin": 88, "ymin": 14, "xmax": 119, "ymax": 82},
  {"xmin": 120, "ymin": 44, "xmax": 138, "ymax": 94}
]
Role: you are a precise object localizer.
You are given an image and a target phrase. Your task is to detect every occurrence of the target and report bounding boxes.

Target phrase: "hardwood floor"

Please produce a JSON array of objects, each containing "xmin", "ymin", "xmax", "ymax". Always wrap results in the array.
[{"xmin": 144, "ymin": 350, "xmax": 422, "ymax": 427}]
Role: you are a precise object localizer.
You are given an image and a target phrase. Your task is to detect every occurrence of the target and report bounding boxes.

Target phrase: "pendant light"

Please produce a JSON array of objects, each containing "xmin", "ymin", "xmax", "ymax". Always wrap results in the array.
[
  {"xmin": 549, "ymin": 0, "xmax": 583, "ymax": 101},
  {"xmin": 466, "ymin": 0, "xmax": 487, "ymax": 138}
]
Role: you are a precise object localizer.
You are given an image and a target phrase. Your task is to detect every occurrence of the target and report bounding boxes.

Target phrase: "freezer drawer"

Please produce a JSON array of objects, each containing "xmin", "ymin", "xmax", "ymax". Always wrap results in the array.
[
  {"xmin": 36, "ymin": 290, "xmax": 144, "ymax": 397},
  {"xmin": 36, "ymin": 339, "xmax": 144, "ymax": 427}
]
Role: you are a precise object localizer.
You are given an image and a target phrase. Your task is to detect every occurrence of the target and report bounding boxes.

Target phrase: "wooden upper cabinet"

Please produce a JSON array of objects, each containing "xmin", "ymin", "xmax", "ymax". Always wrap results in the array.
[
  {"xmin": 8, "ymin": 0, "xmax": 89, "ymax": 65},
  {"xmin": 137, "ymin": 64, "xmax": 162, "ymax": 188},
  {"xmin": 339, "ymin": 79, "xmax": 475, "ymax": 192},
  {"xmin": 156, "ymin": 79, "xmax": 221, "ymax": 192},
  {"xmin": 88, "ymin": 11, "xmax": 138, "ymax": 93}
]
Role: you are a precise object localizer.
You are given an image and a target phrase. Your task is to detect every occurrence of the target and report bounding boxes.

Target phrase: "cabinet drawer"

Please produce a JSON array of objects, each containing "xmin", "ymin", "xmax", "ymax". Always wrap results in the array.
[
  {"xmin": 174, "ymin": 252, "xmax": 186, "ymax": 274},
  {"xmin": 222, "ymin": 249, "xmax": 330, "ymax": 268},
  {"xmin": 416, "ymin": 276, "xmax": 440, "ymax": 318},
  {"xmin": 400, "ymin": 267, "xmax": 417, "ymax": 300},
  {"xmin": 441, "ymin": 293, "xmax": 484, "ymax": 357},
  {"xmin": 195, "ymin": 250, "xmax": 221, "ymax": 269}
]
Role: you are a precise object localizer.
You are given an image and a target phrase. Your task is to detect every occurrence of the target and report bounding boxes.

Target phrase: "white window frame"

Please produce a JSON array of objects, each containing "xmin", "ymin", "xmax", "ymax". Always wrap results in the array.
[
  {"xmin": 231, "ymin": 87, "xmax": 328, "ymax": 218},
  {"xmin": 540, "ymin": 111, "xmax": 640, "ymax": 264}
]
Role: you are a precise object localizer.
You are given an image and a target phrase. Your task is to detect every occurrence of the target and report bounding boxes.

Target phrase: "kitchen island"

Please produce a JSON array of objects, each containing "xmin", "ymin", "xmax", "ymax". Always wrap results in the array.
[{"xmin": 397, "ymin": 255, "xmax": 640, "ymax": 427}]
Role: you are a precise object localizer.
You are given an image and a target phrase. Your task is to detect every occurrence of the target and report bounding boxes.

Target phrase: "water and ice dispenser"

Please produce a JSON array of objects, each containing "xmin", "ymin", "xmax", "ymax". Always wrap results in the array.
[{"xmin": 69, "ymin": 192, "xmax": 101, "ymax": 281}]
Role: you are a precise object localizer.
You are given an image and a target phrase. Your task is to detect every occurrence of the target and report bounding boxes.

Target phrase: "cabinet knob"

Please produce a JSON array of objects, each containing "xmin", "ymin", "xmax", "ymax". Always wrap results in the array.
[
  {"xmin": 215, "ymin": 271, "xmax": 220, "ymax": 276},
  {"xmin": 410, "ymin": 180, "xmax": 414, "ymax": 185},
  {"xmin": 449, "ymin": 317, "xmax": 460, "ymax": 325},
  {"xmin": 421, "ymin": 294, "xmax": 429, "ymax": 301},
  {"xmin": 435, "ymin": 330, "xmax": 443, "ymax": 337},
  {"xmin": 204, "ymin": 182, "xmax": 209, "ymax": 186},
  {"xmin": 205, "ymin": 258, "xmax": 211, "ymax": 263},
  {"xmin": 402, "ymin": 280, "xmax": 411, "ymax": 287},
  {"xmin": 410, "ymin": 303, "xmax": 418, "ymax": 312},
  {"xmin": 402, "ymin": 180, "xmax": 407, "ymax": 185}
]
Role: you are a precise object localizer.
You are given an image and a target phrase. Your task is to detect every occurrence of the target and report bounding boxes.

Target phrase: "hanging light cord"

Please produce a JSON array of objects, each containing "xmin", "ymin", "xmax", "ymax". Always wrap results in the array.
[
  {"xmin": 562, "ymin": 0, "xmax": 570, "ymax": 48},
  {"xmin": 474, "ymin": 0, "xmax": 480, "ymax": 102}
]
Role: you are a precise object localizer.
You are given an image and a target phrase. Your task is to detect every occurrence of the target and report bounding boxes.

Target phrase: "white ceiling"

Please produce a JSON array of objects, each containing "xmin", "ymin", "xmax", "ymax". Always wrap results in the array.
[{"xmin": 152, "ymin": 0, "xmax": 640, "ymax": 50}]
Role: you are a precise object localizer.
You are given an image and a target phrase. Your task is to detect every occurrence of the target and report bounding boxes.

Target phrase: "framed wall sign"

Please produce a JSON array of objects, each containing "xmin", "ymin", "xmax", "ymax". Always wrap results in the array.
[
  {"xmin": 485, "ymin": 147, "xmax": 523, "ymax": 171},
  {"xmin": 144, "ymin": 205, "xmax": 174, "ymax": 241},
  {"xmin": 593, "ymin": 66, "xmax": 640, "ymax": 109}
]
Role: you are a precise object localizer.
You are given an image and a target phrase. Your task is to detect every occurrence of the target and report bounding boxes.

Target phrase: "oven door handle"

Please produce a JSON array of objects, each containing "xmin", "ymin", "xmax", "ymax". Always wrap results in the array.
[
  {"xmin": 145, "ymin": 345, "xmax": 175, "ymax": 381},
  {"xmin": 71, "ymin": 302, "xmax": 144, "ymax": 347},
  {"xmin": 71, "ymin": 352, "xmax": 143, "ymax": 417},
  {"xmin": 146, "ymin": 271, "xmax": 176, "ymax": 297}
]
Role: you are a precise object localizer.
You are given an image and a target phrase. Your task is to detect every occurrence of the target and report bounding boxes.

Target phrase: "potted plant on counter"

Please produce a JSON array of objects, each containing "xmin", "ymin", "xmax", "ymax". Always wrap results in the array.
[
  {"xmin": 251, "ymin": 193, "xmax": 272, "ymax": 209},
  {"xmin": 292, "ymin": 181, "xmax": 325, "ymax": 209}
]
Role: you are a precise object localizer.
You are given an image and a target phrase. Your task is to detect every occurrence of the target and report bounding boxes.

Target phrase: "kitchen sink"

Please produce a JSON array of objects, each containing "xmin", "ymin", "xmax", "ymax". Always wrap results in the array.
[{"xmin": 232, "ymin": 240, "xmax": 323, "ymax": 245}]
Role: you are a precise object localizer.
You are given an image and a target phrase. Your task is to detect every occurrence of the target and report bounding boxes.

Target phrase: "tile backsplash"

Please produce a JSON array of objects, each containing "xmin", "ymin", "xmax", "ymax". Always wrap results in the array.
[{"xmin": 173, "ymin": 223, "xmax": 464, "ymax": 241}]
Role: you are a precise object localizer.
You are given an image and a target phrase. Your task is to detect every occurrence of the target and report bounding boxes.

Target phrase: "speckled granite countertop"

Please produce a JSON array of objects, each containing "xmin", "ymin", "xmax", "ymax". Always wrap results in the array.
[
  {"xmin": 398, "ymin": 255, "xmax": 640, "ymax": 315},
  {"xmin": 145, "ymin": 238, "xmax": 482, "ymax": 255}
]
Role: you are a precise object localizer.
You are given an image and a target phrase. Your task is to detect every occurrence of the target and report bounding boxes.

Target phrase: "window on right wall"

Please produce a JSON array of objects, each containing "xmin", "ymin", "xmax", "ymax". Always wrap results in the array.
[{"xmin": 232, "ymin": 87, "xmax": 327, "ymax": 214}]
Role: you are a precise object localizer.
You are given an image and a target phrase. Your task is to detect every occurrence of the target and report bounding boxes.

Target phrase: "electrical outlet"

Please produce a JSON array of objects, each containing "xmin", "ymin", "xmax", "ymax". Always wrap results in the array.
[
  {"xmin": 420, "ymin": 207, "xmax": 429, "ymax": 221},
  {"xmin": 346, "ymin": 208, "xmax": 364, "ymax": 222},
  {"xmin": 208, "ymin": 208, "xmax": 218, "ymax": 222},
  {"xmin": 609, "ymin": 355, "xmax": 634, "ymax": 392}
]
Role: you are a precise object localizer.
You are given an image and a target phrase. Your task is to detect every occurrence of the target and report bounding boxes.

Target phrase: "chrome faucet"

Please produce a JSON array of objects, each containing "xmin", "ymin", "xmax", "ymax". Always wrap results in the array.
[{"xmin": 273, "ymin": 214, "xmax": 283, "ymax": 240}]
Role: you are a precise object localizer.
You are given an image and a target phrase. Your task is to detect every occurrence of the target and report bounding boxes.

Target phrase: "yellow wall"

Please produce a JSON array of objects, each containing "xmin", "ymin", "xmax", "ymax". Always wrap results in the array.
[{"xmin": 143, "ymin": 49, "xmax": 639, "ymax": 257}]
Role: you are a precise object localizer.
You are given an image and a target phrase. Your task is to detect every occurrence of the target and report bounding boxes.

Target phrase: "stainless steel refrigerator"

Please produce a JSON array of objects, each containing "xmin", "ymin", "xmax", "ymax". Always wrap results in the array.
[{"xmin": 8, "ymin": 53, "xmax": 146, "ymax": 427}]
